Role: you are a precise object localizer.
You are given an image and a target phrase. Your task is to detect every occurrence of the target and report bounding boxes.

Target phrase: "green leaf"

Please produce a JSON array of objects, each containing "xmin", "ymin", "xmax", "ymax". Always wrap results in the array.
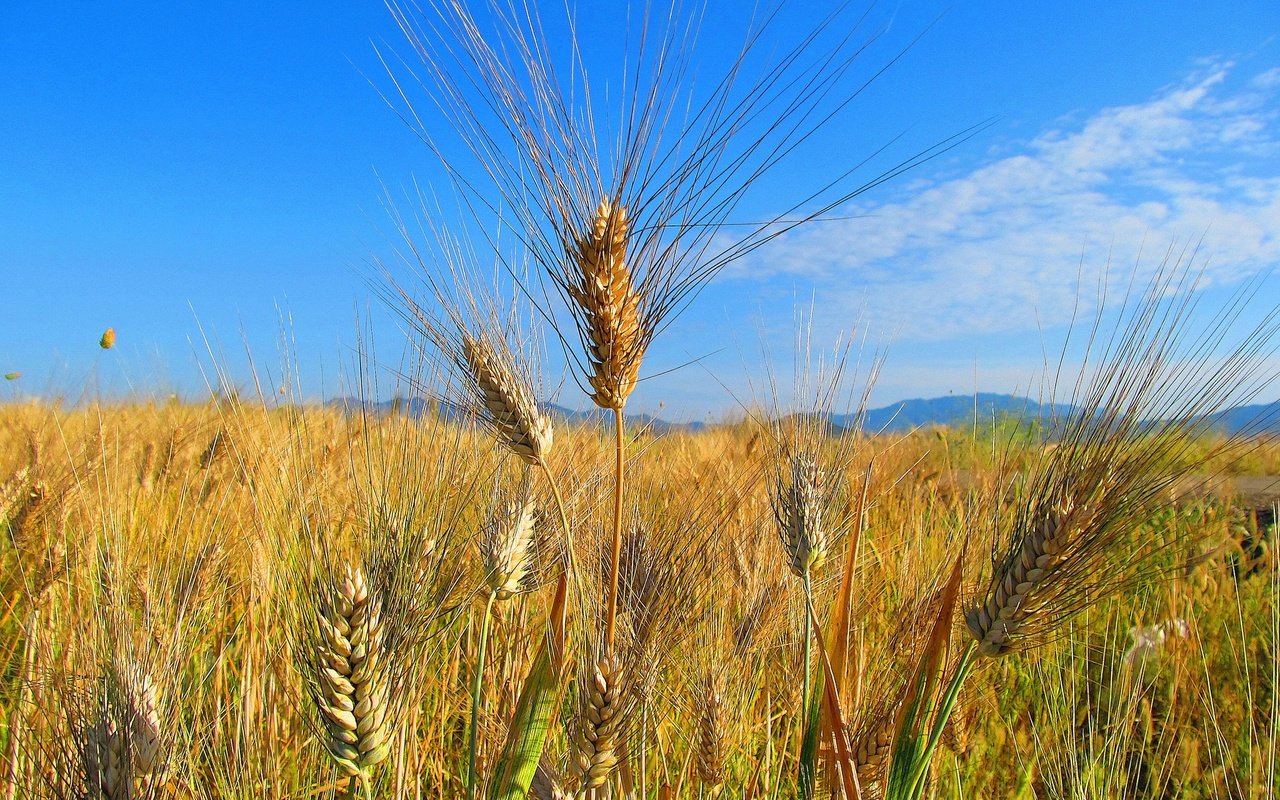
[
  {"xmin": 798, "ymin": 676, "xmax": 822, "ymax": 800},
  {"xmin": 487, "ymin": 574, "xmax": 568, "ymax": 800}
]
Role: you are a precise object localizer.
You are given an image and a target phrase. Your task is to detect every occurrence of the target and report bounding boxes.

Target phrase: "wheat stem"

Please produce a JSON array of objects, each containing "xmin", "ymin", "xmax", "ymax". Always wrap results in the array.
[
  {"xmin": 539, "ymin": 461, "xmax": 576, "ymax": 577},
  {"xmin": 638, "ymin": 701, "xmax": 649, "ymax": 800},
  {"xmin": 906, "ymin": 641, "xmax": 977, "ymax": 798},
  {"xmin": 799, "ymin": 570, "xmax": 818, "ymax": 799},
  {"xmin": 605, "ymin": 407, "xmax": 625, "ymax": 655},
  {"xmin": 467, "ymin": 591, "xmax": 496, "ymax": 800},
  {"xmin": 802, "ymin": 569, "xmax": 813, "ymax": 721}
]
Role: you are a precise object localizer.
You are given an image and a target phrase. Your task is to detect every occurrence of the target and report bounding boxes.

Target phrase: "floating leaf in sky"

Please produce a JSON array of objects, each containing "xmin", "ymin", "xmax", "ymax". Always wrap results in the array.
[
  {"xmin": 3, "ymin": 372, "xmax": 19, "ymax": 381},
  {"xmin": 100, "ymin": 328, "xmax": 116, "ymax": 349}
]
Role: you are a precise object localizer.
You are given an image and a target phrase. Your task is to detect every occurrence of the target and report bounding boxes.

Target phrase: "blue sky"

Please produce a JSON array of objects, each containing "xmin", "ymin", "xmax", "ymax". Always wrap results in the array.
[{"xmin": 2, "ymin": 1, "xmax": 1278, "ymax": 419}]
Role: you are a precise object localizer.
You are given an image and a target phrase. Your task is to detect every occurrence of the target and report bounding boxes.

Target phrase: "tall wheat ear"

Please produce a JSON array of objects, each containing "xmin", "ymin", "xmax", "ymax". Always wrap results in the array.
[
  {"xmin": 262, "ymin": 355, "xmax": 482, "ymax": 794},
  {"xmin": 479, "ymin": 474, "xmax": 541, "ymax": 601},
  {"xmin": 755, "ymin": 328, "xmax": 879, "ymax": 798},
  {"xmin": 762, "ymin": 326, "xmax": 879, "ymax": 583},
  {"xmin": 386, "ymin": 0, "xmax": 960, "ymax": 416},
  {"xmin": 965, "ymin": 255, "xmax": 1280, "ymax": 658},
  {"xmin": 567, "ymin": 196, "xmax": 643, "ymax": 412}
]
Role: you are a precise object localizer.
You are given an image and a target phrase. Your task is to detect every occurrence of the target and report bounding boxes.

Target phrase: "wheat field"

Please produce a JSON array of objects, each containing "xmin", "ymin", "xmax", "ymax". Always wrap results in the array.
[
  {"xmin": 0, "ymin": 392, "xmax": 1276, "ymax": 798},
  {"xmin": 5, "ymin": 1, "xmax": 1280, "ymax": 798}
]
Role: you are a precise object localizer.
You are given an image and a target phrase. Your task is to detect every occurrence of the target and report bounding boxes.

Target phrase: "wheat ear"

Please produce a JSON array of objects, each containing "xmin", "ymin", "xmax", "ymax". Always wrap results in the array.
[
  {"xmin": 852, "ymin": 711, "xmax": 895, "ymax": 797},
  {"xmin": 82, "ymin": 658, "xmax": 163, "ymax": 799},
  {"xmin": 461, "ymin": 331, "xmax": 554, "ymax": 466},
  {"xmin": 569, "ymin": 197, "xmax": 642, "ymax": 411},
  {"xmin": 315, "ymin": 565, "xmax": 391, "ymax": 778},
  {"xmin": 773, "ymin": 454, "xmax": 828, "ymax": 579},
  {"xmin": 964, "ymin": 491, "xmax": 1104, "ymax": 657},
  {"xmin": 696, "ymin": 674, "xmax": 727, "ymax": 791},
  {"xmin": 480, "ymin": 493, "xmax": 538, "ymax": 600},
  {"xmin": 572, "ymin": 655, "xmax": 628, "ymax": 796}
]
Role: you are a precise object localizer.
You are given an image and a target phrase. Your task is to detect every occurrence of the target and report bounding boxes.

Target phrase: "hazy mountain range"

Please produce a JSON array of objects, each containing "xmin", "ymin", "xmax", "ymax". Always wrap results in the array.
[{"xmin": 335, "ymin": 392, "xmax": 1280, "ymax": 437}]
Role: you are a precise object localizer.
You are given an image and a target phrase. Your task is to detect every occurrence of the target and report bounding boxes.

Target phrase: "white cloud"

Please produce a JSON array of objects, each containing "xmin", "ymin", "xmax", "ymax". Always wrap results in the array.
[{"xmin": 727, "ymin": 61, "xmax": 1280, "ymax": 346}]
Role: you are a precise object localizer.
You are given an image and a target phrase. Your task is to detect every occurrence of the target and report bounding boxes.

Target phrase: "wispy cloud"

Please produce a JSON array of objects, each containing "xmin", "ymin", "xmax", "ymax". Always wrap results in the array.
[{"xmin": 728, "ymin": 60, "xmax": 1280, "ymax": 345}]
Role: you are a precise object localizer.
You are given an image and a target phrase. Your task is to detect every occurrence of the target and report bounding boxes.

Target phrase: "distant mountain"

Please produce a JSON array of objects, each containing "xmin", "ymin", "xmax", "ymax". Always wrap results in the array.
[
  {"xmin": 849, "ymin": 394, "xmax": 1279, "ymax": 436},
  {"xmin": 327, "ymin": 393, "xmax": 1278, "ymax": 437},
  {"xmin": 847, "ymin": 393, "xmax": 1077, "ymax": 434},
  {"xmin": 325, "ymin": 396, "xmax": 706, "ymax": 434},
  {"xmin": 1199, "ymin": 400, "xmax": 1280, "ymax": 437}
]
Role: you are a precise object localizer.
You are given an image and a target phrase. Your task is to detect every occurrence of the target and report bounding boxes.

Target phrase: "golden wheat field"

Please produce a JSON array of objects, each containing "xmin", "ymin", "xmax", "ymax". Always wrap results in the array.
[
  {"xmin": 0, "ymin": 387, "xmax": 1277, "ymax": 799},
  {"xmin": 6, "ymin": 1, "xmax": 1280, "ymax": 799}
]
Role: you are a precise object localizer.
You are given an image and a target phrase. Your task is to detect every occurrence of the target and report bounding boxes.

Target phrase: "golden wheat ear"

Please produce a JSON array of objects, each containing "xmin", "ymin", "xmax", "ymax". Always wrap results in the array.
[
  {"xmin": 571, "ymin": 653, "xmax": 628, "ymax": 795},
  {"xmin": 370, "ymin": 221, "xmax": 556, "ymax": 469},
  {"xmin": 567, "ymin": 197, "xmax": 643, "ymax": 411},
  {"xmin": 462, "ymin": 331, "xmax": 555, "ymax": 467},
  {"xmin": 313, "ymin": 564, "xmax": 391, "ymax": 778},
  {"xmin": 966, "ymin": 257, "xmax": 1280, "ymax": 657},
  {"xmin": 695, "ymin": 672, "xmax": 728, "ymax": 791}
]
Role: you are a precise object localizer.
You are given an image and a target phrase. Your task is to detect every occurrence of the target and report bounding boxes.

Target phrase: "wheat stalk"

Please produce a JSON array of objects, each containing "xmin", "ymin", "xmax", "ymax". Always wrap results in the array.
[{"xmin": 469, "ymin": 482, "xmax": 539, "ymax": 799}]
